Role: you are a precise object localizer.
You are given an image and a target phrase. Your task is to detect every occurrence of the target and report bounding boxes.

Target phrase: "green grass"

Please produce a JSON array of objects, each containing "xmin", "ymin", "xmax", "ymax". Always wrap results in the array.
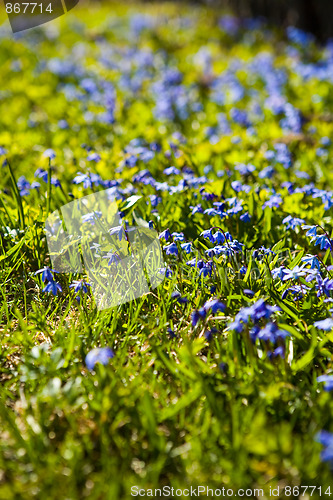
[{"xmin": 0, "ymin": 2, "xmax": 333, "ymax": 498}]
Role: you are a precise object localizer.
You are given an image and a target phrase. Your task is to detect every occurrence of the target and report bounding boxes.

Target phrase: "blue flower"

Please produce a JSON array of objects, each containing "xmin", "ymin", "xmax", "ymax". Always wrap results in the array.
[
  {"xmin": 190, "ymin": 204, "xmax": 204, "ymax": 215},
  {"xmin": 301, "ymin": 254, "xmax": 321, "ymax": 270},
  {"xmin": 314, "ymin": 235, "xmax": 331, "ymax": 251},
  {"xmin": 314, "ymin": 318, "xmax": 333, "ymax": 331},
  {"xmin": 204, "ymin": 328, "xmax": 217, "ymax": 342},
  {"xmin": 172, "ymin": 232, "xmax": 185, "ymax": 241},
  {"xmin": 282, "ymin": 265, "xmax": 306, "ymax": 281},
  {"xmin": 240, "ymin": 212, "xmax": 251, "ymax": 223},
  {"xmin": 163, "ymin": 166, "xmax": 180, "ymax": 176},
  {"xmin": 85, "ymin": 347, "xmax": 114, "ymax": 371},
  {"xmin": 256, "ymin": 322, "xmax": 289, "ymax": 344},
  {"xmin": 199, "ymin": 261, "xmax": 213, "ymax": 277},
  {"xmin": 230, "ymin": 108, "xmax": 250, "ymax": 127},
  {"xmin": 35, "ymin": 266, "xmax": 57, "ymax": 282},
  {"xmin": 302, "ymin": 225, "xmax": 317, "ymax": 238},
  {"xmin": 69, "ymin": 280, "xmax": 91, "ymax": 294},
  {"xmin": 271, "ymin": 266, "xmax": 287, "ymax": 280},
  {"xmin": 87, "ymin": 152, "xmax": 101, "ymax": 162},
  {"xmin": 35, "ymin": 168, "xmax": 48, "ymax": 183},
  {"xmin": 262, "ymin": 194, "xmax": 282, "ymax": 210},
  {"xmin": 282, "ymin": 284, "xmax": 310, "ymax": 300},
  {"xmin": 229, "ymin": 299, "xmax": 280, "ymax": 333},
  {"xmin": 82, "ymin": 211, "xmax": 103, "ymax": 224},
  {"xmin": 259, "ymin": 166, "xmax": 275, "ymax": 179},
  {"xmin": 204, "ymin": 298, "xmax": 226, "ymax": 314},
  {"xmin": 180, "ymin": 242, "xmax": 192, "ymax": 254},
  {"xmin": 315, "ymin": 277, "xmax": 333, "ymax": 298},
  {"xmin": 167, "ymin": 327, "xmax": 176, "ymax": 339},
  {"xmin": 171, "ymin": 291, "xmax": 188, "ymax": 304},
  {"xmin": 159, "ymin": 229, "xmax": 171, "ymax": 241},
  {"xmin": 201, "ymin": 229, "xmax": 214, "ymax": 243},
  {"xmin": 213, "ymin": 231, "xmax": 225, "ymax": 244},
  {"xmin": 43, "ymin": 149, "xmax": 56, "ymax": 159},
  {"xmin": 317, "ymin": 375, "xmax": 333, "ymax": 391},
  {"xmin": 43, "ymin": 281, "xmax": 62, "ymax": 296},
  {"xmin": 218, "ymin": 362, "xmax": 229, "ymax": 373},
  {"xmin": 252, "ymin": 246, "xmax": 275, "ymax": 260},
  {"xmin": 316, "ymin": 431, "xmax": 333, "ymax": 466},
  {"xmin": 17, "ymin": 176, "xmax": 31, "ymax": 196},
  {"xmin": 204, "ymin": 208, "xmax": 222, "ymax": 217},
  {"xmin": 73, "ymin": 172, "xmax": 93, "ymax": 188},
  {"xmin": 191, "ymin": 308, "xmax": 207, "ymax": 327},
  {"xmin": 282, "ymin": 215, "xmax": 305, "ymax": 230},
  {"xmin": 104, "ymin": 252, "xmax": 122, "ymax": 266},
  {"xmin": 235, "ymin": 163, "xmax": 255, "ymax": 176},
  {"xmin": 272, "ymin": 346, "xmax": 285, "ymax": 358},
  {"xmin": 164, "ymin": 243, "xmax": 178, "ymax": 255}
]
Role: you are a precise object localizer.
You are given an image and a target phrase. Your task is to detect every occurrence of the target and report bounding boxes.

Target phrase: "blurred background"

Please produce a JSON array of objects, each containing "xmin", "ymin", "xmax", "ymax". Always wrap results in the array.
[{"xmin": 134, "ymin": 0, "xmax": 333, "ymax": 41}]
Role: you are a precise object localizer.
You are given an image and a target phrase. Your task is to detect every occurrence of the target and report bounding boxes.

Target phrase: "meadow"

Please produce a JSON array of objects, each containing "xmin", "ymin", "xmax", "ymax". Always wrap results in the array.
[{"xmin": 0, "ymin": 2, "xmax": 333, "ymax": 498}]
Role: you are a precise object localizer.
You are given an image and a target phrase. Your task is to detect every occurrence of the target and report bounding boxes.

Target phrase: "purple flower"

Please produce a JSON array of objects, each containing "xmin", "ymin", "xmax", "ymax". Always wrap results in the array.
[{"xmin": 85, "ymin": 347, "xmax": 114, "ymax": 371}]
